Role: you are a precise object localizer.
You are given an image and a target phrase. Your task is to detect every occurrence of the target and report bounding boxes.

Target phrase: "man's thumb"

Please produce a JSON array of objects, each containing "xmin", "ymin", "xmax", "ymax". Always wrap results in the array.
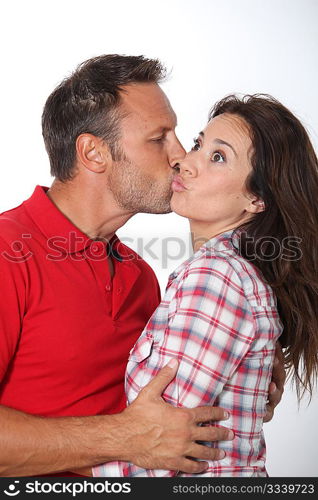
[{"xmin": 141, "ymin": 358, "xmax": 179, "ymax": 398}]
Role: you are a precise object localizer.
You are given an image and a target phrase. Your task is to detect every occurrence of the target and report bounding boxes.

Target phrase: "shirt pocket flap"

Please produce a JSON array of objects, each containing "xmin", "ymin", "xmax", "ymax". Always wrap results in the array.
[{"xmin": 128, "ymin": 334, "xmax": 154, "ymax": 363}]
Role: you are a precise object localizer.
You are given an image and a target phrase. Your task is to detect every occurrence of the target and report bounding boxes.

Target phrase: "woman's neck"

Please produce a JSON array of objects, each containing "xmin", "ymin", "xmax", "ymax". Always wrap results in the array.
[{"xmin": 189, "ymin": 220, "xmax": 240, "ymax": 253}]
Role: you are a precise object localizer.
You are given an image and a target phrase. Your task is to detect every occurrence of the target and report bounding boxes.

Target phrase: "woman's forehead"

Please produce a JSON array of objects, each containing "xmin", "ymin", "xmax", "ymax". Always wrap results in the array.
[{"xmin": 204, "ymin": 113, "xmax": 252, "ymax": 150}]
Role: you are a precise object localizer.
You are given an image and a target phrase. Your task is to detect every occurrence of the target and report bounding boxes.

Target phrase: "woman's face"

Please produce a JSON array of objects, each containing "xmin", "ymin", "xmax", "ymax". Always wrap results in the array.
[{"xmin": 171, "ymin": 113, "xmax": 262, "ymax": 229}]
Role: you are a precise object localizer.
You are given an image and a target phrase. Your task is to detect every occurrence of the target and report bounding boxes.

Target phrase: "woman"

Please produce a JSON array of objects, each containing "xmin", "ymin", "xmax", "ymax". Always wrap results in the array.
[{"xmin": 94, "ymin": 94, "xmax": 318, "ymax": 477}]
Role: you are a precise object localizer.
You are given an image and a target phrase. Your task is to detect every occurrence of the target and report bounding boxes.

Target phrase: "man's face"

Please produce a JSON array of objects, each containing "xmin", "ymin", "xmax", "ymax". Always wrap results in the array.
[{"xmin": 107, "ymin": 82, "xmax": 185, "ymax": 214}]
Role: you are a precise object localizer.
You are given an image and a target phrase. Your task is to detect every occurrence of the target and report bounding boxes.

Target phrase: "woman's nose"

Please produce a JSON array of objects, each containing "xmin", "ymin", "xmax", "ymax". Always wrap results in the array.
[{"xmin": 178, "ymin": 157, "xmax": 197, "ymax": 177}]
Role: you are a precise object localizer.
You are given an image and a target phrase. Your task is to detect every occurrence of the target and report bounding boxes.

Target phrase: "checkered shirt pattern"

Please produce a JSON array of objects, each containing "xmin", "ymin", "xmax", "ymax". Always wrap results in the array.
[{"xmin": 93, "ymin": 230, "xmax": 283, "ymax": 477}]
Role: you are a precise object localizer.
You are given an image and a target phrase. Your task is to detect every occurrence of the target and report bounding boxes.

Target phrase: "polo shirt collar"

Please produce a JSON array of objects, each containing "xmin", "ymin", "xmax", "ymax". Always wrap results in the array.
[{"xmin": 23, "ymin": 185, "xmax": 121, "ymax": 256}]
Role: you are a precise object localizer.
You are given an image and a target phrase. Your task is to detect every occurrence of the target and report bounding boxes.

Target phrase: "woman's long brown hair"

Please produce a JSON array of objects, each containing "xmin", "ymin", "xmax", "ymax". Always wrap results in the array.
[{"xmin": 209, "ymin": 94, "xmax": 318, "ymax": 400}]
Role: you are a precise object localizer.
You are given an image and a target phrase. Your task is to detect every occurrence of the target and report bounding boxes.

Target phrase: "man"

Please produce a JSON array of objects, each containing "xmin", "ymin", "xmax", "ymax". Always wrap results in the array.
[{"xmin": 0, "ymin": 55, "xmax": 284, "ymax": 477}]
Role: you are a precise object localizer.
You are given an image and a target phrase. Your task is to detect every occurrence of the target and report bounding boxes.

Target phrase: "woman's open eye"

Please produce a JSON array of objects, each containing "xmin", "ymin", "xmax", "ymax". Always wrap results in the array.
[
  {"xmin": 191, "ymin": 138, "xmax": 201, "ymax": 151},
  {"xmin": 211, "ymin": 151, "xmax": 225, "ymax": 163}
]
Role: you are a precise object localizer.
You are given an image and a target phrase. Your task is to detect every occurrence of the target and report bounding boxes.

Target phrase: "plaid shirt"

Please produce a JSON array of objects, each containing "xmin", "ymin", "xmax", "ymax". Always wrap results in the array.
[{"xmin": 93, "ymin": 230, "xmax": 283, "ymax": 477}]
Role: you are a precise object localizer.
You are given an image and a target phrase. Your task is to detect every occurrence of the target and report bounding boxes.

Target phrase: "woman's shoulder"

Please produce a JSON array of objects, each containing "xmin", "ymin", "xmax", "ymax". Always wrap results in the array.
[
  {"xmin": 179, "ymin": 250, "xmax": 243, "ymax": 300},
  {"xmin": 184, "ymin": 247, "xmax": 278, "ymax": 309}
]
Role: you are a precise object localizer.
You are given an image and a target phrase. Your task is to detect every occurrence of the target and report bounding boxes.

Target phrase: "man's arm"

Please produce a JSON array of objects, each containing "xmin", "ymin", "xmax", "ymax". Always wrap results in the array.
[{"xmin": 0, "ymin": 360, "xmax": 232, "ymax": 477}]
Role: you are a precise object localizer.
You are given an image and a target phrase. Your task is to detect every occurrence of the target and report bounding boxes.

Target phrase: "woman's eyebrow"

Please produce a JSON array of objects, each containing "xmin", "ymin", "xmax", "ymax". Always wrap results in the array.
[
  {"xmin": 199, "ymin": 131, "xmax": 237, "ymax": 157},
  {"xmin": 214, "ymin": 138, "xmax": 238, "ymax": 158}
]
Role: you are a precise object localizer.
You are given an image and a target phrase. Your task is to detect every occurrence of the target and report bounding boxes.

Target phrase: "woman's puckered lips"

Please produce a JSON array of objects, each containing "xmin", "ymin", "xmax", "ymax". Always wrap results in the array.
[{"xmin": 171, "ymin": 175, "xmax": 187, "ymax": 191}]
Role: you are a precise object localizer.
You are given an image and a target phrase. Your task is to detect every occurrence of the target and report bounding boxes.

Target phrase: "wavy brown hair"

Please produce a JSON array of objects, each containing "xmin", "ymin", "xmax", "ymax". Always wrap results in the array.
[{"xmin": 209, "ymin": 94, "xmax": 318, "ymax": 400}]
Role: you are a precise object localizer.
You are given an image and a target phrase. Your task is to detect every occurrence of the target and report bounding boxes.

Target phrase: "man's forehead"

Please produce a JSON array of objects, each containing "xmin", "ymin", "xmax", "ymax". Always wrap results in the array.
[{"xmin": 119, "ymin": 82, "xmax": 177, "ymax": 129}]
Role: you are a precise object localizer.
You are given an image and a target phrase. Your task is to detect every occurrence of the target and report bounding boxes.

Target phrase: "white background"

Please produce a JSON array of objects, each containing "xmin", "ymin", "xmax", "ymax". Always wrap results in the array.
[{"xmin": 0, "ymin": 0, "xmax": 317, "ymax": 477}]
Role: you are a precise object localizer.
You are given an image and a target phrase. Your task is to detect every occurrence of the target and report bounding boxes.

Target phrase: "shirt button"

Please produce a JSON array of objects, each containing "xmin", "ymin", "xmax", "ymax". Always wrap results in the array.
[
  {"xmin": 117, "ymin": 287, "xmax": 122, "ymax": 294},
  {"xmin": 105, "ymin": 284, "xmax": 112, "ymax": 291}
]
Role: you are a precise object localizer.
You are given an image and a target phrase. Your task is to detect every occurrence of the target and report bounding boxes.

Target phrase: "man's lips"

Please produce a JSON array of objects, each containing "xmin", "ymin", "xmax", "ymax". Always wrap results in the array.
[{"xmin": 171, "ymin": 175, "xmax": 187, "ymax": 192}]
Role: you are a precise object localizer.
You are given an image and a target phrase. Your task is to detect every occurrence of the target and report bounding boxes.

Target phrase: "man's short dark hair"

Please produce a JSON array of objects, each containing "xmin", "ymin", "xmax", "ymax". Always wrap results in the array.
[{"xmin": 42, "ymin": 54, "xmax": 166, "ymax": 182}]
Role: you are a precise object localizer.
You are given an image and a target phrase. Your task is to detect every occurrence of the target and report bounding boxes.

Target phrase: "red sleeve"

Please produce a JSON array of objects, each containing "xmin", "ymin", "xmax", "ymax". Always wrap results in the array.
[
  {"xmin": 155, "ymin": 277, "xmax": 161, "ymax": 303},
  {"xmin": 0, "ymin": 237, "xmax": 26, "ymax": 381}
]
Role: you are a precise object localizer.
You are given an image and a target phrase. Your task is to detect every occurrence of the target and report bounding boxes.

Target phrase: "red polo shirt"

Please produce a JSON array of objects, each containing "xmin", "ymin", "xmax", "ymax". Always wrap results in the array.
[{"xmin": 0, "ymin": 186, "xmax": 161, "ymax": 419}]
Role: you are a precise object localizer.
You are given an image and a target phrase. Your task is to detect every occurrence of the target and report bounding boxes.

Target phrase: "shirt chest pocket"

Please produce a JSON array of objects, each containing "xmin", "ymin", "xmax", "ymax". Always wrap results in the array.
[
  {"xmin": 128, "ymin": 333, "xmax": 155, "ymax": 363},
  {"xmin": 126, "ymin": 334, "xmax": 156, "ymax": 400}
]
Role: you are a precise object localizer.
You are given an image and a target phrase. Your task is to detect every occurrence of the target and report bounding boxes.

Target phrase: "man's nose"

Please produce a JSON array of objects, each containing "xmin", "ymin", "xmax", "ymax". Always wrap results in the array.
[{"xmin": 169, "ymin": 140, "xmax": 186, "ymax": 170}]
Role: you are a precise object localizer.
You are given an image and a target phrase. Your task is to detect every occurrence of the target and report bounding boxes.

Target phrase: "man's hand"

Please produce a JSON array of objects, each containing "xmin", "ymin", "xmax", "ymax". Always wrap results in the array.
[
  {"xmin": 264, "ymin": 341, "xmax": 286, "ymax": 423},
  {"xmin": 118, "ymin": 358, "xmax": 234, "ymax": 474}
]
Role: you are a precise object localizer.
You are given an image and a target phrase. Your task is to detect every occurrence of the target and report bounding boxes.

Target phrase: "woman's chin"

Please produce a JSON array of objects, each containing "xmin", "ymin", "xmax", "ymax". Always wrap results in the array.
[{"xmin": 170, "ymin": 197, "xmax": 189, "ymax": 218}]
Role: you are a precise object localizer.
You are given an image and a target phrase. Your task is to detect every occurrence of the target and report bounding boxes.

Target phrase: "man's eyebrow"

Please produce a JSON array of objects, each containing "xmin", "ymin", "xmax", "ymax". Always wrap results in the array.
[
  {"xmin": 150, "ymin": 126, "xmax": 172, "ymax": 134},
  {"xmin": 149, "ymin": 123, "xmax": 177, "ymax": 135},
  {"xmin": 148, "ymin": 111, "xmax": 178, "ymax": 135}
]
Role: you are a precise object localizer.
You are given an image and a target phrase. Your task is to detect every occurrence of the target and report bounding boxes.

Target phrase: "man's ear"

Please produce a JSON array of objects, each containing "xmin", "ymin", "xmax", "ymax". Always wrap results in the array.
[
  {"xmin": 75, "ymin": 133, "xmax": 111, "ymax": 173},
  {"xmin": 245, "ymin": 194, "xmax": 266, "ymax": 215}
]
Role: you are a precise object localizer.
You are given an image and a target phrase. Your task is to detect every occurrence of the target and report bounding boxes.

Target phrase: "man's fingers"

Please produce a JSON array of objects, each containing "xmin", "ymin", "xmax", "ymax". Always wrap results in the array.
[
  {"xmin": 263, "ymin": 405, "xmax": 274, "ymax": 423},
  {"xmin": 272, "ymin": 360, "xmax": 286, "ymax": 388},
  {"xmin": 264, "ymin": 383, "xmax": 283, "ymax": 423},
  {"xmin": 139, "ymin": 358, "xmax": 179, "ymax": 398},
  {"xmin": 268, "ymin": 383, "xmax": 283, "ymax": 407},
  {"xmin": 263, "ymin": 340, "xmax": 285, "ymax": 425},
  {"xmin": 192, "ymin": 405, "xmax": 229, "ymax": 424},
  {"xmin": 190, "ymin": 443, "xmax": 226, "ymax": 461},
  {"xmin": 193, "ymin": 425, "xmax": 234, "ymax": 443},
  {"xmin": 69, "ymin": 467, "xmax": 92, "ymax": 476},
  {"xmin": 178, "ymin": 458, "xmax": 209, "ymax": 475},
  {"xmin": 177, "ymin": 442, "xmax": 226, "ymax": 474},
  {"xmin": 275, "ymin": 341, "xmax": 284, "ymax": 362},
  {"xmin": 273, "ymin": 341, "xmax": 286, "ymax": 390},
  {"xmin": 268, "ymin": 381, "xmax": 277, "ymax": 395}
]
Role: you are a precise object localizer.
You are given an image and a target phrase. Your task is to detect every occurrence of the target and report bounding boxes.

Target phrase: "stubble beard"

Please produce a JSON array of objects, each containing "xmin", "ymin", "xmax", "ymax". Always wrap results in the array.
[{"xmin": 107, "ymin": 155, "xmax": 173, "ymax": 214}]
